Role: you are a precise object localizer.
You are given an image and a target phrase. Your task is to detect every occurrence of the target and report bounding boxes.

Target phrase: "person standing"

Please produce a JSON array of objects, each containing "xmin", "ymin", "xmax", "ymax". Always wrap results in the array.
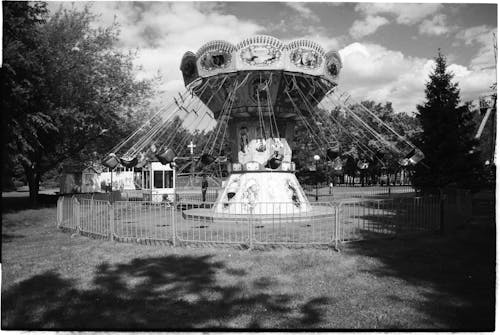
[{"xmin": 201, "ymin": 175, "xmax": 208, "ymax": 202}]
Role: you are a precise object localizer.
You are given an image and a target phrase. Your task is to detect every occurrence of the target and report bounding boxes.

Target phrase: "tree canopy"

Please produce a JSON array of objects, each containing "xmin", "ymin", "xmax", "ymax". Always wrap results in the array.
[{"xmin": 2, "ymin": 2, "xmax": 155, "ymax": 202}]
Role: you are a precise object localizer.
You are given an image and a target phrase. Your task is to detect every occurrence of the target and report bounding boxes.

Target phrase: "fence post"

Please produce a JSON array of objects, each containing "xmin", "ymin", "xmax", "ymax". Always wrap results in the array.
[
  {"xmin": 73, "ymin": 196, "xmax": 81, "ymax": 234},
  {"xmin": 439, "ymin": 190, "xmax": 445, "ymax": 236},
  {"xmin": 248, "ymin": 207, "xmax": 254, "ymax": 250},
  {"xmin": 57, "ymin": 197, "xmax": 62, "ymax": 227},
  {"xmin": 334, "ymin": 204, "xmax": 339, "ymax": 250},
  {"xmin": 172, "ymin": 203, "xmax": 176, "ymax": 247},
  {"xmin": 109, "ymin": 201, "xmax": 114, "ymax": 241}
]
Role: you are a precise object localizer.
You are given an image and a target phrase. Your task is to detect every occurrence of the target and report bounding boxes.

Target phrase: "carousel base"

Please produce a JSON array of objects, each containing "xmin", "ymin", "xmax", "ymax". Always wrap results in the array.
[
  {"xmin": 212, "ymin": 170, "xmax": 311, "ymax": 215},
  {"xmin": 181, "ymin": 204, "xmax": 334, "ymax": 224}
]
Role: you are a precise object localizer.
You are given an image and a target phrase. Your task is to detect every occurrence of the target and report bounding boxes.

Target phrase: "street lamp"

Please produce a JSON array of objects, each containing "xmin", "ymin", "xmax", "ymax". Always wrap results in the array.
[{"xmin": 314, "ymin": 154, "xmax": 320, "ymax": 201}]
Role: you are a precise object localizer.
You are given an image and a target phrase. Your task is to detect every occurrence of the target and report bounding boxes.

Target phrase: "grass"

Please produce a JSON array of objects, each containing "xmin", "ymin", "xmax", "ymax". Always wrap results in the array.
[{"xmin": 1, "ymin": 191, "xmax": 495, "ymax": 330}]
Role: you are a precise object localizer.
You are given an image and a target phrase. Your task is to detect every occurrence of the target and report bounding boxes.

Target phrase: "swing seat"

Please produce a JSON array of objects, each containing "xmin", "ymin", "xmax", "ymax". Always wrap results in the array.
[
  {"xmin": 156, "ymin": 148, "xmax": 176, "ymax": 165},
  {"xmin": 398, "ymin": 159, "xmax": 409, "ymax": 166},
  {"xmin": 135, "ymin": 153, "xmax": 148, "ymax": 168},
  {"xmin": 120, "ymin": 156, "xmax": 138, "ymax": 168},
  {"xmin": 200, "ymin": 153, "xmax": 216, "ymax": 165},
  {"xmin": 357, "ymin": 161, "xmax": 369, "ymax": 170},
  {"xmin": 326, "ymin": 147, "xmax": 340, "ymax": 160},
  {"xmin": 408, "ymin": 149, "xmax": 424, "ymax": 165},
  {"xmin": 266, "ymin": 154, "xmax": 283, "ymax": 169},
  {"xmin": 103, "ymin": 153, "xmax": 120, "ymax": 169}
]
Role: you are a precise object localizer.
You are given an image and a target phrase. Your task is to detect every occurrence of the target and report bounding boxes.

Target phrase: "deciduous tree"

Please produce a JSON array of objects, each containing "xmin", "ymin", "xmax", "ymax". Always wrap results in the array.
[{"xmin": 3, "ymin": 3, "xmax": 154, "ymax": 202}]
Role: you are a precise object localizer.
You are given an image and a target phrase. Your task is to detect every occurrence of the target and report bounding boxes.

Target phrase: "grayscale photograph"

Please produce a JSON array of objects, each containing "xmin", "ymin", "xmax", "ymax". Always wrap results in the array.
[{"xmin": 2, "ymin": 1, "xmax": 496, "ymax": 331}]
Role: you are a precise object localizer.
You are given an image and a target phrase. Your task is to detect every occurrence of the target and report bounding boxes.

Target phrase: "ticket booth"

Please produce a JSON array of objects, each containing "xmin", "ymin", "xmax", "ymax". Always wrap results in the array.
[{"xmin": 142, "ymin": 161, "xmax": 175, "ymax": 202}]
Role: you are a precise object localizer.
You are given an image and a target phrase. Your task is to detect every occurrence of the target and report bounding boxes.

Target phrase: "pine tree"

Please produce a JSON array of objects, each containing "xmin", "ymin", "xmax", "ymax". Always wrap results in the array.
[{"xmin": 413, "ymin": 51, "xmax": 483, "ymax": 190}]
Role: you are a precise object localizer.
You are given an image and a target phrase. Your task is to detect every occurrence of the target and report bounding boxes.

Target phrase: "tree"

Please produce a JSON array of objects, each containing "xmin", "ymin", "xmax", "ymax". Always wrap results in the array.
[
  {"xmin": 3, "ymin": 3, "xmax": 154, "ymax": 203},
  {"xmin": 413, "ymin": 51, "xmax": 483, "ymax": 191},
  {"xmin": 2, "ymin": 2, "xmax": 48, "ymax": 191}
]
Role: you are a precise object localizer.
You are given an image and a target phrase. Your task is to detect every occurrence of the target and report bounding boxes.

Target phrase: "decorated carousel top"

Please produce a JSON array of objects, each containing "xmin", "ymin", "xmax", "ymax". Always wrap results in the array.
[
  {"xmin": 179, "ymin": 35, "xmax": 343, "ymax": 120},
  {"xmin": 181, "ymin": 35, "xmax": 342, "ymax": 86}
]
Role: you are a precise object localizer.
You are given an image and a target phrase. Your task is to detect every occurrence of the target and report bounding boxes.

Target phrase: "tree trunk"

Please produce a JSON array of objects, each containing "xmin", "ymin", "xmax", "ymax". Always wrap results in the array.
[{"xmin": 25, "ymin": 165, "xmax": 41, "ymax": 205}]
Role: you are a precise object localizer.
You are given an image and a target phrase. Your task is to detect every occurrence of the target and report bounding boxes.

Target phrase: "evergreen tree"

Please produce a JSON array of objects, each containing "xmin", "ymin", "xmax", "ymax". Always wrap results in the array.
[{"xmin": 413, "ymin": 51, "xmax": 483, "ymax": 190}]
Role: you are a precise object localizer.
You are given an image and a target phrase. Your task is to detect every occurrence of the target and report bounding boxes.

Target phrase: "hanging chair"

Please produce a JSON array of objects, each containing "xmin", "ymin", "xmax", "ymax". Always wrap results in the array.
[
  {"xmin": 217, "ymin": 155, "xmax": 228, "ymax": 163},
  {"xmin": 326, "ymin": 146, "xmax": 340, "ymax": 160},
  {"xmin": 103, "ymin": 153, "xmax": 120, "ymax": 169},
  {"xmin": 200, "ymin": 153, "xmax": 216, "ymax": 165},
  {"xmin": 120, "ymin": 156, "xmax": 138, "ymax": 168},
  {"xmin": 156, "ymin": 148, "xmax": 176, "ymax": 165},
  {"xmin": 398, "ymin": 158, "xmax": 410, "ymax": 167},
  {"xmin": 357, "ymin": 160, "xmax": 369, "ymax": 170},
  {"xmin": 266, "ymin": 153, "xmax": 283, "ymax": 169},
  {"xmin": 408, "ymin": 149, "xmax": 425, "ymax": 165},
  {"xmin": 256, "ymin": 139, "xmax": 267, "ymax": 152},
  {"xmin": 135, "ymin": 153, "xmax": 148, "ymax": 168}
]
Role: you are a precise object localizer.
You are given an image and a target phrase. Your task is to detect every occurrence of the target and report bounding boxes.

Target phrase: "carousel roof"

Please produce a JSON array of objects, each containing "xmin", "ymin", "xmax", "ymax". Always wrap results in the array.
[{"xmin": 180, "ymin": 35, "xmax": 342, "ymax": 88}]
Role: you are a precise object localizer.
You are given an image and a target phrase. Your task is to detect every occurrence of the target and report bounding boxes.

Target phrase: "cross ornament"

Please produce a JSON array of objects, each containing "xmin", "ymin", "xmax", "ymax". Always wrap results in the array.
[{"xmin": 187, "ymin": 141, "xmax": 196, "ymax": 155}]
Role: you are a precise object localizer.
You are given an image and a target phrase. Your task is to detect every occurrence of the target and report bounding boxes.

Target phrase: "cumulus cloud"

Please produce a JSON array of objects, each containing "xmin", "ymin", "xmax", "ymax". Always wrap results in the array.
[
  {"xmin": 355, "ymin": 3, "xmax": 442, "ymax": 25},
  {"xmin": 285, "ymin": 2, "xmax": 320, "ymax": 21},
  {"xmin": 336, "ymin": 42, "xmax": 495, "ymax": 114},
  {"xmin": 50, "ymin": 2, "xmax": 264, "ymax": 94},
  {"xmin": 419, "ymin": 14, "xmax": 452, "ymax": 36},
  {"xmin": 455, "ymin": 25, "xmax": 497, "ymax": 71},
  {"xmin": 349, "ymin": 15, "xmax": 390, "ymax": 38},
  {"xmin": 46, "ymin": 2, "xmax": 494, "ymax": 117}
]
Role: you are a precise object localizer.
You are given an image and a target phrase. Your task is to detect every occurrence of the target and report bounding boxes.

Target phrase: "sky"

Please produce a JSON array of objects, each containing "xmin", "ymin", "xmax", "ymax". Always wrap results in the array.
[{"xmin": 47, "ymin": 1, "xmax": 497, "ymax": 115}]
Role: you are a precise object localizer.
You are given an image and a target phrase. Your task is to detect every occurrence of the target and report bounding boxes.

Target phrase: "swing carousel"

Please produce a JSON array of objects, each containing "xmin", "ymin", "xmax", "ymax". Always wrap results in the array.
[{"xmin": 102, "ymin": 35, "xmax": 424, "ymax": 218}]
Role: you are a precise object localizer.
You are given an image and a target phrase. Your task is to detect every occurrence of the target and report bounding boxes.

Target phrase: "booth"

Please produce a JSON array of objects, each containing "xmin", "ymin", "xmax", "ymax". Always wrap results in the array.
[{"xmin": 141, "ymin": 161, "xmax": 176, "ymax": 202}]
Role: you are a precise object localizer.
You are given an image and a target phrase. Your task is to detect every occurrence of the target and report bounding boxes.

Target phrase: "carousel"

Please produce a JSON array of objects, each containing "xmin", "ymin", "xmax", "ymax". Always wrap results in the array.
[{"xmin": 102, "ymin": 35, "xmax": 424, "ymax": 216}]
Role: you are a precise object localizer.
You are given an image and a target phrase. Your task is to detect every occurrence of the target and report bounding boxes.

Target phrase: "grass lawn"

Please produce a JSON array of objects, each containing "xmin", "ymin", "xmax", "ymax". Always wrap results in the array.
[{"xmin": 1, "ymin": 192, "xmax": 495, "ymax": 330}]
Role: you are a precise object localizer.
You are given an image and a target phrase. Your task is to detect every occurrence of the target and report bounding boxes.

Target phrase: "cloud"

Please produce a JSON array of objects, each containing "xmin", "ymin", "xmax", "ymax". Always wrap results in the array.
[
  {"xmin": 419, "ymin": 14, "xmax": 452, "ymax": 36},
  {"xmin": 285, "ymin": 2, "xmax": 320, "ymax": 21},
  {"xmin": 336, "ymin": 42, "xmax": 495, "ymax": 114},
  {"xmin": 355, "ymin": 3, "xmax": 442, "ymax": 25},
  {"xmin": 349, "ymin": 15, "xmax": 390, "ymax": 38},
  {"xmin": 455, "ymin": 25, "xmax": 497, "ymax": 70},
  {"xmin": 63, "ymin": 2, "xmax": 264, "ymax": 94},
  {"xmin": 46, "ymin": 2, "xmax": 494, "ymax": 118}
]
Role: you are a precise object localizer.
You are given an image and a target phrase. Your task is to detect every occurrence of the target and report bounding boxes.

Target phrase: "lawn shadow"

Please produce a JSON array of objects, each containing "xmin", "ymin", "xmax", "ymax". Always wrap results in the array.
[
  {"xmin": 2, "ymin": 254, "xmax": 329, "ymax": 330},
  {"xmin": 2, "ymin": 193, "xmax": 58, "ymax": 213},
  {"xmin": 338, "ymin": 195, "xmax": 495, "ymax": 330},
  {"xmin": 2, "ymin": 233, "xmax": 26, "ymax": 243},
  {"xmin": 345, "ymin": 222, "xmax": 495, "ymax": 330}
]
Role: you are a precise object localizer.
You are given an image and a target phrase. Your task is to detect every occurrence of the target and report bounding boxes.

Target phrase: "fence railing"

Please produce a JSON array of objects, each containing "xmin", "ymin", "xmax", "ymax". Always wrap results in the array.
[
  {"xmin": 57, "ymin": 189, "xmax": 470, "ymax": 249},
  {"xmin": 303, "ymin": 185, "xmax": 416, "ymax": 201},
  {"xmin": 337, "ymin": 196, "xmax": 441, "ymax": 242}
]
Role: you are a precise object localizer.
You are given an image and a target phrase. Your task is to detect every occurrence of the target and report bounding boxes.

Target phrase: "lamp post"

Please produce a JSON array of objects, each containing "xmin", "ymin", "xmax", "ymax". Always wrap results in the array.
[{"xmin": 314, "ymin": 154, "xmax": 320, "ymax": 201}]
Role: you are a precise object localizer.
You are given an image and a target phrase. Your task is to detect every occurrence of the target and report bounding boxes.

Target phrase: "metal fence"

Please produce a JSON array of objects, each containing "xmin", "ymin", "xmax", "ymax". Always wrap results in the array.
[
  {"xmin": 337, "ymin": 196, "xmax": 440, "ymax": 242},
  {"xmin": 303, "ymin": 185, "xmax": 415, "ymax": 201},
  {"xmin": 57, "ymin": 189, "xmax": 469, "ymax": 249}
]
